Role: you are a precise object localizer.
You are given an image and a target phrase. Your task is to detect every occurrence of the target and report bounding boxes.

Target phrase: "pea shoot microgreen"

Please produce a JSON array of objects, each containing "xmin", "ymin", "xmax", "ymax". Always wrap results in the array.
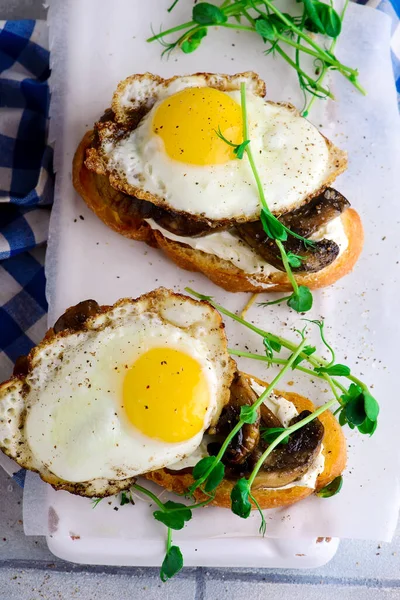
[
  {"xmin": 217, "ymin": 82, "xmax": 314, "ymax": 313},
  {"xmin": 261, "ymin": 426, "xmax": 289, "ymax": 445},
  {"xmin": 97, "ymin": 289, "xmax": 379, "ymax": 582},
  {"xmin": 160, "ymin": 528, "xmax": 183, "ymax": 581},
  {"xmin": 120, "ymin": 491, "xmax": 135, "ymax": 506},
  {"xmin": 316, "ymin": 475, "xmax": 343, "ymax": 498},
  {"xmin": 148, "ymin": 0, "xmax": 366, "ymax": 108}
]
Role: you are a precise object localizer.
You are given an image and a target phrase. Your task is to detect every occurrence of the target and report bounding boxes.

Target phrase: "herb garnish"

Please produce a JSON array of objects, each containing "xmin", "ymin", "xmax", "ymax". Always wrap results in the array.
[
  {"xmin": 96, "ymin": 289, "xmax": 378, "ymax": 582},
  {"xmin": 218, "ymin": 82, "xmax": 314, "ymax": 312},
  {"xmin": 147, "ymin": 0, "xmax": 365, "ymax": 110}
]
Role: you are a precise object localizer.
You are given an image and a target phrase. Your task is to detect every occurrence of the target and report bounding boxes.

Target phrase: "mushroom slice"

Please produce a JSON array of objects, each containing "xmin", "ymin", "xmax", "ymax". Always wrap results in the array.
[
  {"xmin": 260, "ymin": 403, "xmax": 282, "ymax": 429},
  {"xmin": 53, "ymin": 300, "xmax": 101, "ymax": 334},
  {"xmin": 235, "ymin": 187, "xmax": 349, "ymax": 273},
  {"xmin": 216, "ymin": 373, "xmax": 261, "ymax": 465},
  {"xmin": 235, "ymin": 223, "xmax": 340, "ymax": 273},
  {"xmin": 279, "ymin": 188, "xmax": 350, "ymax": 238},
  {"xmin": 252, "ymin": 411, "xmax": 325, "ymax": 489}
]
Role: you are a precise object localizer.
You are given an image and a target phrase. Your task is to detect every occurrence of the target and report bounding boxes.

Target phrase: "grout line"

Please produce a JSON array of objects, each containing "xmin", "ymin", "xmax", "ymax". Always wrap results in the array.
[
  {"xmin": 0, "ymin": 560, "xmax": 198, "ymax": 580},
  {"xmin": 1, "ymin": 561, "xmax": 400, "ymax": 590},
  {"xmin": 202, "ymin": 569, "xmax": 400, "ymax": 588},
  {"xmin": 195, "ymin": 567, "xmax": 205, "ymax": 600}
]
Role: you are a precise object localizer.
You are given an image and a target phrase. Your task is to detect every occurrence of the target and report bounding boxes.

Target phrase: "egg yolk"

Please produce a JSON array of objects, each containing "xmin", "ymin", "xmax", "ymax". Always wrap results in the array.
[
  {"xmin": 122, "ymin": 347, "xmax": 210, "ymax": 443},
  {"xmin": 152, "ymin": 87, "xmax": 243, "ymax": 166}
]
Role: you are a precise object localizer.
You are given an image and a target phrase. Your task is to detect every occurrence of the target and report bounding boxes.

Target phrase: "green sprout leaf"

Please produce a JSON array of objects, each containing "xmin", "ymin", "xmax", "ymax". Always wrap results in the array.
[
  {"xmin": 363, "ymin": 392, "xmax": 380, "ymax": 422},
  {"xmin": 287, "ymin": 285, "xmax": 313, "ymax": 312},
  {"xmin": 338, "ymin": 409, "xmax": 347, "ymax": 427},
  {"xmin": 255, "ymin": 17, "xmax": 277, "ymax": 41},
  {"xmin": 153, "ymin": 501, "xmax": 192, "ymax": 530},
  {"xmin": 316, "ymin": 475, "xmax": 343, "ymax": 498},
  {"xmin": 263, "ymin": 337, "xmax": 274, "ymax": 359},
  {"xmin": 231, "ymin": 478, "xmax": 252, "ymax": 519},
  {"xmin": 91, "ymin": 498, "xmax": 102, "ymax": 509},
  {"xmin": 344, "ymin": 392, "xmax": 366, "ymax": 426},
  {"xmin": 181, "ymin": 28, "xmax": 207, "ymax": 53},
  {"xmin": 287, "ymin": 252, "xmax": 304, "ymax": 268},
  {"xmin": 315, "ymin": 364, "xmax": 351, "ymax": 376},
  {"xmin": 261, "ymin": 426, "xmax": 289, "ymax": 445},
  {"xmin": 160, "ymin": 544, "xmax": 183, "ymax": 582},
  {"xmin": 341, "ymin": 385, "xmax": 379, "ymax": 429},
  {"xmin": 292, "ymin": 345, "xmax": 316, "ymax": 368},
  {"xmin": 193, "ymin": 2, "xmax": 227, "ymax": 25},
  {"xmin": 233, "ymin": 139, "xmax": 251, "ymax": 159},
  {"xmin": 260, "ymin": 209, "xmax": 288, "ymax": 241},
  {"xmin": 358, "ymin": 417, "xmax": 378, "ymax": 436},
  {"xmin": 192, "ymin": 456, "xmax": 224, "ymax": 492},
  {"xmin": 204, "ymin": 461, "xmax": 225, "ymax": 493},
  {"xmin": 240, "ymin": 405, "xmax": 258, "ymax": 424},
  {"xmin": 120, "ymin": 491, "xmax": 133, "ymax": 506},
  {"xmin": 192, "ymin": 456, "xmax": 215, "ymax": 480},
  {"xmin": 341, "ymin": 383, "xmax": 361, "ymax": 403},
  {"xmin": 303, "ymin": 0, "xmax": 326, "ymax": 34},
  {"xmin": 315, "ymin": 3, "xmax": 341, "ymax": 37},
  {"xmin": 263, "ymin": 337, "xmax": 282, "ymax": 358}
]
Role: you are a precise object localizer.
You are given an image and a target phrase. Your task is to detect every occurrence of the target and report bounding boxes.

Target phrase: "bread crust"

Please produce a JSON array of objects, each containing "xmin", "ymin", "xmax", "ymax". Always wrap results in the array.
[
  {"xmin": 73, "ymin": 132, "xmax": 363, "ymax": 293},
  {"xmin": 144, "ymin": 373, "xmax": 347, "ymax": 510}
]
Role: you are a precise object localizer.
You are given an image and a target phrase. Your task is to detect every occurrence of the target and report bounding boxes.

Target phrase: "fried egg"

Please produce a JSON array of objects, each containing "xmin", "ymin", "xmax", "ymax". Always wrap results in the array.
[
  {"xmin": 0, "ymin": 289, "xmax": 235, "ymax": 496},
  {"xmin": 95, "ymin": 72, "xmax": 346, "ymax": 223}
]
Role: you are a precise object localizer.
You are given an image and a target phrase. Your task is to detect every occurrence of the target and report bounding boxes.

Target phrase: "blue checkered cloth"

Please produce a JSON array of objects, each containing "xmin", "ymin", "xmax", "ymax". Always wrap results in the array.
[
  {"xmin": 0, "ymin": 6, "xmax": 399, "ymax": 484},
  {"xmin": 0, "ymin": 20, "xmax": 53, "ymax": 383}
]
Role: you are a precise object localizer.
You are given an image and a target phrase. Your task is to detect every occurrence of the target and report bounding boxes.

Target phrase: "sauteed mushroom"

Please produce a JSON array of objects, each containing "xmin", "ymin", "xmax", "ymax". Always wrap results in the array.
[
  {"xmin": 53, "ymin": 300, "xmax": 101, "ymax": 333},
  {"xmin": 216, "ymin": 373, "xmax": 261, "ymax": 465},
  {"xmin": 236, "ymin": 187, "xmax": 349, "ymax": 272},
  {"xmin": 252, "ymin": 411, "xmax": 325, "ymax": 488}
]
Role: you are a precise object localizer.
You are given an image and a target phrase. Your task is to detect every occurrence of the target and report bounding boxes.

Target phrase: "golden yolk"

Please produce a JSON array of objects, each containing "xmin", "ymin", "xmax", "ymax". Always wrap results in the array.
[
  {"xmin": 122, "ymin": 348, "xmax": 210, "ymax": 443},
  {"xmin": 152, "ymin": 87, "xmax": 243, "ymax": 166}
]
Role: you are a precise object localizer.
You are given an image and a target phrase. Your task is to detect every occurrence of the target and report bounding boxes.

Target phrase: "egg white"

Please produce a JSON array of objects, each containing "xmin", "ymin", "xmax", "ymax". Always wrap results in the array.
[
  {"xmin": 0, "ymin": 290, "xmax": 234, "ymax": 488},
  {"xmin": 104, "ymin": 84, "xmax": 331, "ymax": 220}
]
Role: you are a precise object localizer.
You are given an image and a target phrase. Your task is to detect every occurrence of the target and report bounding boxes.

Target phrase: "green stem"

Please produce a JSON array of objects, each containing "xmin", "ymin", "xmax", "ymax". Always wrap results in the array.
[
  {"xmin": 168, "ymin": 0, "xmax": 180, "ymax": 12},
  {"xmin": 147, "ymin": 21, "xmax": 194, "ymax": 42},
  {"xmin": 228, "ymin": 348, "xmax": 348, "ymax": 397},
  {"xmin": 187, "ymin": 289, "xmax": 350, "ymax": 385},
  {"xmin": 132, "ymin": 482, "xmax": 213, "ymax": 511},
  {"xmin": 303, "ymin": 0, "xmax": 352, "ymax": 116},
  {"xmin": 274, "ymin": 45, "xmax": 334, "ymax": 99},
  {"xmin": 348, "ymin": 374, "xmax": 369, "ymax": 392},
  {"xmin": 221, "ymin": 22, "xmax": 254, "ymax": 31},
  {"xmin": 261, "ymin": 296, "xmax": 291, "ymax": 306},
  {"xmin": 239, "ymin": 83, "xmax": 269, "ymax": 214},
  {"xmin": 190, "ymin": 339, "xmax": 307, "ymax": 492},
  {"xmin": 131, "ymin": 483, "xmax": 166, "ymax": 510},
  {"xmin": 185, "ymin": 288, "xmax": 275, "ymax": 341},
  {"xmin": 248, "ymin": 398, "xmax": 336, "ymax": 487},
  {"xmin": 166, "ymin": 527, "xmax": 172, "ymax": 551},
  {"xmin": 241, "ymin": 7, "xmax": 257, "ymax": 26},
  {"xmin": 276, "ymin": 240, "xmax": 299, "ymax": 295},
  {"xmin": 277, "ymin": 33, "xmax": 345, "ymax": 68},
  {"xmin": 259, "ymin": 0, "xmax": 356, "ymax": 74}
]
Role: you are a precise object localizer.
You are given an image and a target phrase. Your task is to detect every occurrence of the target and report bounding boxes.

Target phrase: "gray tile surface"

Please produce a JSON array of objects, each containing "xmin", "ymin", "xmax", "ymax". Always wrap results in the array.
[
  {"xmin": 0, "ymin": 0, "xmax": 46, "ymax": 20},
  {"xmin": 1, "ymin": 0, "xmax": 400, "ymax": 597},
  {"xmin": 2, "ymin": 467, "xmax": 400, "ymax": 598}
]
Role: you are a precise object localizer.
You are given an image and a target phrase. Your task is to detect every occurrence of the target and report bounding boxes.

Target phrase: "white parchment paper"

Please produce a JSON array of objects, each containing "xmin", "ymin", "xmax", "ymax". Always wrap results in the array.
[{"xmin": 23, "ymin": 0, "xmax": 400, "ymax": 544}]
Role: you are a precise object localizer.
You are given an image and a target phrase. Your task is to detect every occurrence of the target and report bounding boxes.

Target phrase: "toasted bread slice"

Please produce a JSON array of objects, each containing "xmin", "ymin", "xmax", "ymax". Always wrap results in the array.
[
  {"xmin": 74, "ymin": 131, "xmax": 363, "ymax": 293},
  {"xmin": 144, "ymin": 372, "xmax": 347, "ymax": 510}
]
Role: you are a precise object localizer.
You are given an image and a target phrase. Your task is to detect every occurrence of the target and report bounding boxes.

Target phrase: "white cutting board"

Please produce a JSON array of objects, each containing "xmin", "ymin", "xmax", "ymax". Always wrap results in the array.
[{"xmin": 31, "ymin": 0, "xmax": 400, "ymax": 568}]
